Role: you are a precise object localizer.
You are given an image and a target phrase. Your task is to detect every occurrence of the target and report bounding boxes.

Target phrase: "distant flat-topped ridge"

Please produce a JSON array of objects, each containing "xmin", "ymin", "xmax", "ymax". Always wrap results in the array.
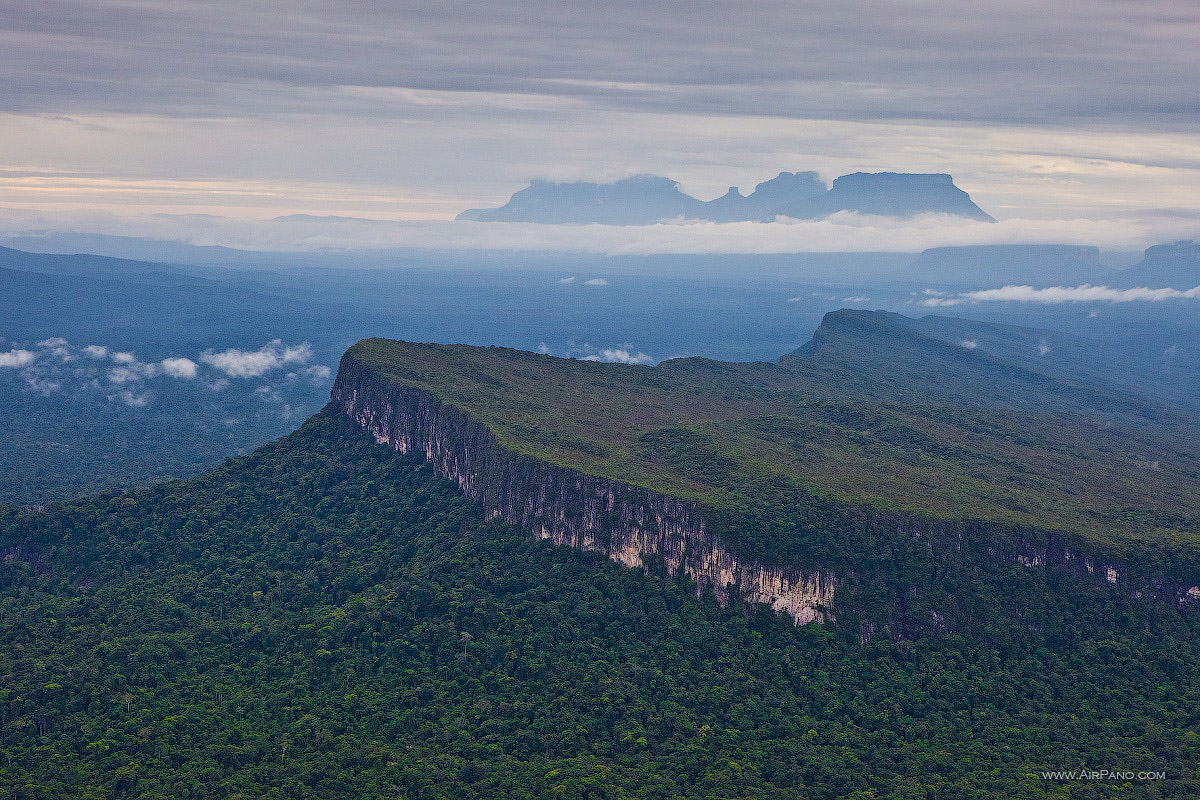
[
  {"xmin": 458, "ymin": 170, "xmax": 994, "ymax": 224},
  {"xmin": 332, "ymin": 311, "xmax": 1200, "ymax": 566},
  {"xmin": 1115, "ymin": 240, "xmax": 1200, "ymax": 288}
]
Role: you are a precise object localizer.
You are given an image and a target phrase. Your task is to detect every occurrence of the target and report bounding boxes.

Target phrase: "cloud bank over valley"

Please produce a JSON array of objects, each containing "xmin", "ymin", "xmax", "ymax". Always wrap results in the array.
[
  {"xmin": 2, "ymin": 206, "xmax": 1197, "ymax": 257},
  {"xmin": 0, "ymin": 336, "xmax": 331, "ymax": 407},
  {"xmin": 923, "ymin": 284, "xmax": 1200, "ymax": 306}
]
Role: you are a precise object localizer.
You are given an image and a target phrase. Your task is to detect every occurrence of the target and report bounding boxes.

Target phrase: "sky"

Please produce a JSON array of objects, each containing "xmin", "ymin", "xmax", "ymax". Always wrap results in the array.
[{"xmin": 0, "ymin": 0, "xmax": 1197, "ymax": 251}]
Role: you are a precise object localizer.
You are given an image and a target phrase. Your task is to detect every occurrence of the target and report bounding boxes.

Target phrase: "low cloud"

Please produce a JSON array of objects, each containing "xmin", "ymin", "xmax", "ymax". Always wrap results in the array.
[
  {"xmin": 583, "ymin": 278, "xmax": 609, "ymax": 286},
  {"xmin": 0, "ymin": 336, "xmax": 328, "ymax": 407},
  {"xmin": 25, "ymin": 376, "xmax": 61, "ymax": 394},
  {"xmin": 559, "ymin": 276, "xmax": 576, "ymax": 284},
  {"xmin": 960, "ymin": 340, "xmax": 979, "ymax": 350},
  {"xmin": 923, "ymin": 283, "xmax": 1200, "ymax": 306},
  {"xmin": 112, "ymin": 389, "xmax": 150, "ymax": 407},
  {"xmin": 200, "ymin": 340, "xmax": 314, "ymax": 378},
  {"xmin": 582, "ymin": 348, "xmax": 654, "ymax": 365},
  {"xmin": 7, "ymin": 206, "xmax": 1200, "ymax": 257},
  {"xmin": 107, "ymin": 366, "xmax": 143, "ymax": 384},
  {"xmin": 285, "ymin": 364, "xmax": 333, "ymax": 384},
  {"xmin": 0, "ymin": 349, "xmax": 36, "ymax": 368},
  {"xmin": 160, "ymin": 357, "xmax": 199, "ymax": 379}
]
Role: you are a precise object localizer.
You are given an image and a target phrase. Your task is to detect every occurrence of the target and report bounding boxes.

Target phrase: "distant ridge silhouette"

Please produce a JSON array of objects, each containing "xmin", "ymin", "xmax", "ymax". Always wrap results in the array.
[
  {"xmin": 458, "ymin": 170, "xmax": 994, "ymax": 224},
  {"xmin": 1114, "ymin": 241, "xmax": 1200, "ymax": 288}
]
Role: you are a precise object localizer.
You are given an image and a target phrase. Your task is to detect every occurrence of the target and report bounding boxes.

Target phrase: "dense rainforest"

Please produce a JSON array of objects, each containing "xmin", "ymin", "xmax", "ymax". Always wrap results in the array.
[{"xmin": 1, "ymin": 407, "xmax": 1197, "ymax": 799}]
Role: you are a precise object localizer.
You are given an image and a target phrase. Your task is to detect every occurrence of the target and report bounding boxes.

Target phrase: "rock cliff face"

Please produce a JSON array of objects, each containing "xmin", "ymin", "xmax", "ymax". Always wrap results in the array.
[
  {"xmin": 333, "ymin": 349, "xmax": 1200, "ymax": 633},
  {"xmin": 332, "ymin": 364, "xmax": 837, "ymax": 624},
  {"xmin": 1012, "ymin": 537, "xmax": 1200, "ymax": 608}
]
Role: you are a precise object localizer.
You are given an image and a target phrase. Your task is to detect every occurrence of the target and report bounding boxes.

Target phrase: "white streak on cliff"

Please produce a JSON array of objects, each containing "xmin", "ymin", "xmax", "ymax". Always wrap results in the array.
[{"xmin": 336, "ymin": 380, "xmax": 836, "ymax": 624}]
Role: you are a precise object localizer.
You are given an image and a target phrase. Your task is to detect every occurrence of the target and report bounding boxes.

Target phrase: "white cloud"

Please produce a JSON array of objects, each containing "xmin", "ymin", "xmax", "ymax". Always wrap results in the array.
[
  {"xmin": 582, "ymin": 348, "xmax": 654, "ymax": 364},
  {"xmin": 960, "ymin": 340, "xmax": 979, "ymax": 350},
  {"xmin": 4, "ymin": 336, "xmax": 326, "ymax": 406},
  {"xmin": 160, "ymin": 357, "xmax": 199, "ymax": 379},
  {"xmin": 0, "ymin": 349, "xmax": 35, "ymax": 368},
  {"xmin": 584, "ymin": 278, "xmax": 609, "ymax": 286},
  {"xmin": 1038, "ymin": 339, "xmax": 1052, "ymax": 356},
  {"xmin": 559, "ymin": 276, "xmax": 576, "ymax": 284},
  {"xmin": 923, "ymin": 283, "xmax": 1200, "ymax": 306},
  {"xmin": 107, "ymin": 366, "xmax": 141, "ymax": 384},
  {"xmin": 25, "ymin": 376, "xmax": 60, "ymax": 394},
  {"xmin": 113, "ymin": 390, "xmax": 150, "ymax": 407},
  {"xmin": 537, "ymin": 342, "xmax": 551, "ymax": 354},
  {"xmin": 199, "ymin": 339, "xmax": 313, "ymax": 378},
  {"xmin": 4, "ymin": 203, "xmax": 1200, "ymax": 258},
  {"xmin": 843, "ymin": 296, "xmax": 869, "ymax": 303},
  {"xmin": 301, "ymin": 364, "xmax": 331, "ymax": 380},
  {"xmin": 254, "ymin": 385, "xmax": 283, "ymax": 403}
]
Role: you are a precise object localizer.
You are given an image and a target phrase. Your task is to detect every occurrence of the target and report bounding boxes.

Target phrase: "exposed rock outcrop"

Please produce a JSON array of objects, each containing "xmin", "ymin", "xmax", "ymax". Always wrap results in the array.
[
  {"xmin": 332, "ymin": 364, "xmax": 837, "ymax": 624},
  {"xmin": 334, "ymin": 345, "xmax": 1200, "ymax": 634}
]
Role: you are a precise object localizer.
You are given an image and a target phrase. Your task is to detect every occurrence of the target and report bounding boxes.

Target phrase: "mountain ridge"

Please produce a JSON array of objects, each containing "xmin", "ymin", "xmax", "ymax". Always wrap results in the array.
[
  {"xmin": 458, "ymin": 170, "xmax": 994, "ymax": 224},
  {"xmin": 331, "ymin": 312, "xmax": 1200, "ymax": 634},
  {"xmin": 1115, "ymin": 240, "xmax": 1200, "ymax": 288}
]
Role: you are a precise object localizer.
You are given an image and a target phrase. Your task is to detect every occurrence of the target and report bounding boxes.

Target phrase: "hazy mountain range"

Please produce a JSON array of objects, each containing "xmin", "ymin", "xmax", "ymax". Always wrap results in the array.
[
  {"xmin": 7, "ymin": 234, "xmax": 1195, "ymax": 290},
  {"xmin": 457, "ymin": 170, "xmax": 996, "ymax": 224}
]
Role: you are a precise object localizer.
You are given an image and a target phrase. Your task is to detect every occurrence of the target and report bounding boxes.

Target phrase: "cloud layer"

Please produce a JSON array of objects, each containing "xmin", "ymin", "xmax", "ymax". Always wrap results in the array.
[
  {"xmin": 200, "ymin": 340, "xmax": 314, "ymax": 378},
  {"xmin": 581, "ymin": 348, "xmax": 654, "ymax": 365},
  {"xmin": 923, "ymin": 283, "xmax": 1200, "ymax": 306},
  {"xmin": 3, "ymin": 206, "xmax": 1198, "ymax": 256},
  {"xmin": 0, "ymin": 337, "xmax": 329, "ymax": 406},
  {"xmin": 0, "ymin": 2, "xmax": 1197, "ymax": 223},
  {"xmin": 3, "ymin": 1, "xmax": 1196, "ymax": 128}
]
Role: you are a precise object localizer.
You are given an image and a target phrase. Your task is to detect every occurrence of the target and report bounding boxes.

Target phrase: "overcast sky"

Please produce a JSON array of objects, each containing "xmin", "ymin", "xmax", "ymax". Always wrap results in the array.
[{"xmin": 0, "ymin": 0, "xmax": 1197, "ymax": 245}]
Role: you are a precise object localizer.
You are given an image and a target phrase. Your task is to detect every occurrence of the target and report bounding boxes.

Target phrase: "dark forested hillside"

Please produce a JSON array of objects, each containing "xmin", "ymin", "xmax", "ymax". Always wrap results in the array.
[{"xmin": 1, "ymin": 408, "xmax": 1198, "ymax": 799}]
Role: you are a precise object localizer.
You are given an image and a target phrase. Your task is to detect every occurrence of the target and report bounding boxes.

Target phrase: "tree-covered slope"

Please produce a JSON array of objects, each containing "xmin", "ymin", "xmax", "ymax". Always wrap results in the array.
[
  {"xmin": 2, "ymin": 407, "xmax": 1198, "ymax": 799},
  {"xmin": 339, "ymin": 310, "xmax": 1200, "ymax": 562}
]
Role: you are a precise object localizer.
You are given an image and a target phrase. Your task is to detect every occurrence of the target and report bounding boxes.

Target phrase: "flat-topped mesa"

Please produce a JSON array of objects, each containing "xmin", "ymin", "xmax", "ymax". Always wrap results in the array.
[
  {"xmin": 769, "ymin": 172, "xmax": 995, "ymax": 222},
  {"xmin": 331, "ymin": 332, "xmax": 1200, "ymax": 636},
  {"xmin": 331, "ymin": 357, "xmax": 836, "ymax": 624},
  {"xmin": 458, "ymin": 169, "xmax": 993, "ymax": 224},
  {"xmin": 1114, "ymin": 240, "xmax": 1200, "ymax": 288}
]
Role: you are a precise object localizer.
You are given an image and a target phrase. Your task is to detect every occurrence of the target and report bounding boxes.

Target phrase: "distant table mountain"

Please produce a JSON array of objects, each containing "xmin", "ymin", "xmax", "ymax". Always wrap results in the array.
[
  {"xmin": 458, "ymin": 170, "xmax": 995, "ymax": 224},
  {"xmin": 771, "ymin": 172, "xmax": 995, "ymax": 222},
  {"xmin": 1113, "ymin": 240, "xmax": 1200, "ymax": 288},
  {"xmin": 456, "ymin": 175, "xmax": 702, "ymax": 225},
  {"xmin": 897, "ymin": 244, "xmax": 1106, "ymax": 287}
]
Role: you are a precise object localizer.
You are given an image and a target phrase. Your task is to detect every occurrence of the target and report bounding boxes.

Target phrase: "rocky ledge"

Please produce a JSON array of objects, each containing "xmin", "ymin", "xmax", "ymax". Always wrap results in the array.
[{"xmin": 332, "ymin": 362, "xmax": 836, "ymax": 624}]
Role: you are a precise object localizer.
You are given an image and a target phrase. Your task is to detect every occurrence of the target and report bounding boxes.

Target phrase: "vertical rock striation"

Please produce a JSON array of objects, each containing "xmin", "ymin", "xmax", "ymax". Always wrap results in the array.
[{"xmin": 333, "ymin": 364, "xmax": 837, "ymax": 624}]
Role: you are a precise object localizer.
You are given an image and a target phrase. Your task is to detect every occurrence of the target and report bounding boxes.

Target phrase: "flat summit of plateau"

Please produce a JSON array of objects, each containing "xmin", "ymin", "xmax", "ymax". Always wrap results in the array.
[{"xmin": 333, "ymin": 310, "xmax": 1200, "ymax": 564}]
